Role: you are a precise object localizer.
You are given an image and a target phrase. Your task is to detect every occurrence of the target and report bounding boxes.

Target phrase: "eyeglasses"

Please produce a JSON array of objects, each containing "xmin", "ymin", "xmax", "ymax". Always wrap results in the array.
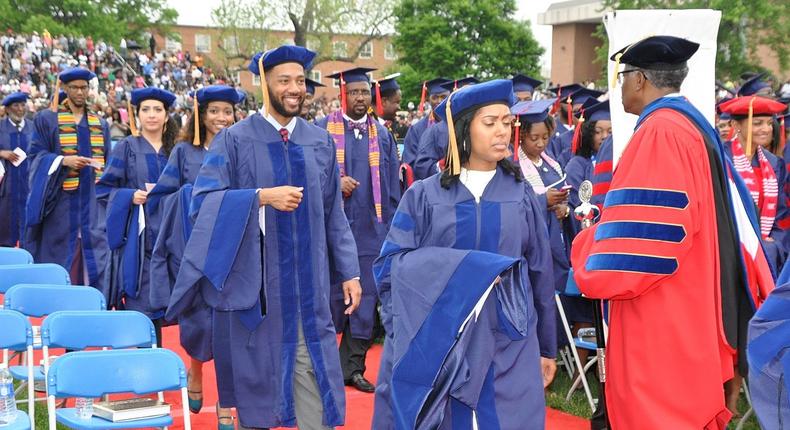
[
  {"xmin": 66, "ymin": 85, "xmax": 90, "ymax": 93},
  {"xmin": 616, "ymin": 69, "xmax": 643, "ymax": 85},
  {"xmin": 346, "ymin": 89, "xmax": 371, "ymax": 97}
]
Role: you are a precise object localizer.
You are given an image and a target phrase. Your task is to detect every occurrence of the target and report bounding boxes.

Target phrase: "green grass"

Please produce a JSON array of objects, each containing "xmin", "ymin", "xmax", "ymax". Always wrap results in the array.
[{"xmin": 546, "ymin": 361, "xmax": 761, "ymax": 429}]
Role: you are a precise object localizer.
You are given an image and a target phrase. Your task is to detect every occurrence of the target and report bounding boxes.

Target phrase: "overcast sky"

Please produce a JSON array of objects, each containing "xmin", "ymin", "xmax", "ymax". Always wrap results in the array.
[{"xmin": 166, "ymin": 0, "xmax": 558, "ymax": 72}]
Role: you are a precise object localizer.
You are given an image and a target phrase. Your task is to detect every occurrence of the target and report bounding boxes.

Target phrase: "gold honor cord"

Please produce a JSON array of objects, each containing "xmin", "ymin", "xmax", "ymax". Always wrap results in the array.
[{"xmin": 192, "ymin": 96, "xmax": 200, "ymax": 146}]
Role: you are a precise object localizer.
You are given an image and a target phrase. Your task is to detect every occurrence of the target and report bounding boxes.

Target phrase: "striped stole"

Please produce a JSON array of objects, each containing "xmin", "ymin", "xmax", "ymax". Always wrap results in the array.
[{"xmin": 58, "ymin": 103, "xmax": 105, "ymax": 190}]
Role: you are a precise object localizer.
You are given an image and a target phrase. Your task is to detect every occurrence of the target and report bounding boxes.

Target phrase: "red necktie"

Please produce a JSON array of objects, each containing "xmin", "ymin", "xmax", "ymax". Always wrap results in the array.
[{"xmin": 279, "ymin": 128, "xmax": 289, "ymax": 143}]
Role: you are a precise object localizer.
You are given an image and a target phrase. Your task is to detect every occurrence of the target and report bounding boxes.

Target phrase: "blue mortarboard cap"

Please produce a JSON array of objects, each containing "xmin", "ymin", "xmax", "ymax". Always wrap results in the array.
[
  {"xmin": 719, "ymin": 112, "xmax": 732, "ymax": 121},
  {"xmin": 236, "ymin": 89, "xmax": 246, "ymax": 104},
  {"xmin": 512, "ymin": 74, "xmax": 543, "ymax": 93},
  {"xmin": 584, "ymin": 100, "xmax": 610, "ymax": 122},
  {"xmin": 737, "ymin": 72, "xmax": 772, "ymax": 97},
  {"xmin": 130, "ymin": 87, "xmax": 177, "ymax": 108},
  {"xmin": 435, "ymin": 79, "xmax": 515, "ymax": 123},
  {"xmin": 2, "ymin": 92, "xmax": 28, "ymax": 106},
  {"xmin": 58, "ymin": 67, "xmax": 96, "ymax": 83},
  {"xmin": 376, "ymin": 76, "xmax": 400, "ymax": 93},
  {"xmin": 248, "ymin": 46, "xmax": 317, "ymax": 75},
  {"xmin": 611, "ymin": 35, "xmax": 699, "ymax": 70},
  {"xmin": 511, "ymin": 98, "xmax": 557, "ymax": 124},
  {"xmin": 439, "ymin": 77, "xmax": 480, "ymax": 92},
  {"xmin": 305, "ymin": 78, "xmax": 325, "ymax": 95},
  {"xmin": 425, "ymin": 78, "xmax": 451, "ymax": 95},
  {"xmin": 326, "ymin": 67, "xmax": 376, "ymax": 84},
  {"xmin": 195, "ymin": 85, "xmax": 243, "ymax": 105},
  {"xmin": 568, "ymin": 88, "xmax": 603, "ymax": 105},
  {"xmin": 547, "ymin": 83, "xmax": 585, "ymax": 98}
]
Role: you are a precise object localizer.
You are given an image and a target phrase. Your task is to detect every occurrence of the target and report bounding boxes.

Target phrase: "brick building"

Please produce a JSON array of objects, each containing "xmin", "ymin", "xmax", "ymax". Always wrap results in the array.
[{"xmin": 154, "ymin": 25, "xmax": 398, "ymax": 99}]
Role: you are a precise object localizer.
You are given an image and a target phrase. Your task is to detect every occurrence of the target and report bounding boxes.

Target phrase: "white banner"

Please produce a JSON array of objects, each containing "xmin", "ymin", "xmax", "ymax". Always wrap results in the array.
[{"xmin": 604, "ymin": 9, "xmax": 721, "ymax": 167}]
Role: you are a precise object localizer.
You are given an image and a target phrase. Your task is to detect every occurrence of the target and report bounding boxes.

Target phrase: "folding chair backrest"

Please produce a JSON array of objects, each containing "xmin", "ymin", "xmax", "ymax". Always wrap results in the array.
[
  {"xmin": 42, "ymin": 311, "xmax": 156, "ymax": 350},
  {"xmin": 564, "ymin": 268, "xmax": 583, "ymax": 297},
  {"xmin": 0, "ymin": 263, "xmax": 69, "ymax": 294},
  {"xmin": 0, "ymin": 309, "xmax": 32, "ymax": 351},
  {"xmin": 46, "ymin": 349, "xmax": 186, "ymax": 398},
  {"xmin": 4, "ymin": 284, "xmax": 105, "ymax": 317},
  {"xmin": 0, "ymin": 247, "xmax": 33, "ymax": 265}
]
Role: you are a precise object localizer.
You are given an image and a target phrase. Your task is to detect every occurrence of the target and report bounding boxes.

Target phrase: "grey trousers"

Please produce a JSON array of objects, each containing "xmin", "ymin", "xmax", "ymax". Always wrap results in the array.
[{"xmin": 239, "ymin": 322, "xmax": 333, "ymax": 430}]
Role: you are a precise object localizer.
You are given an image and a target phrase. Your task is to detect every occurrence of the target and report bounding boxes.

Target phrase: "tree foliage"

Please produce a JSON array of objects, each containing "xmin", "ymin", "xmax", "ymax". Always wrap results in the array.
[
  {"xmin": 597, "ymin": 0, "xmax": 790, "ymax": 81},
  {"xmin": 392, "ymin": 0, "xmax": 544, "ymax": 103},
  {"xmin": 0, "ymin": 0, "xmax": 178, "ymax": 44}
]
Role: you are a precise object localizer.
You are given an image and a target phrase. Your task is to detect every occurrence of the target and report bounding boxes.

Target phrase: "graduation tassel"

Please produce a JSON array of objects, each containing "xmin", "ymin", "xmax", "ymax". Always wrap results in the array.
[
  {"xmin": 127, "ymin": 99, "xmax": 138, "ymax": 137},
  {"xmin": 50, "ymin": 78, "xmax": 61, "ymax": 112},
  {"xmin": 192, "ymin": 95, "xmax": 200, "ymax": 146},
  {"xmin": 780, "ymin": 117, "xmax": 786, "ymax": 155},
  {"xmin": 566, "ymin": 96, "xmax": 573, "ymax": 127},
  {"xmin": 453, "ymin": 80, "xmax": 458, "ymax": 91},
  {"xmin": 418, "ymin": 81, "xmax": 427, "ymax": 116},
  {"xmin": 746, "ymin": 96, "xmax": 755, "ymax": 157},
  {"xmin": 444, "ymin": 94, "xmax": 460, "ymax": 176},
  {"xmin": 513, "ymin": 119, "xmax": 521, "ymax": 162},
  {"xmin": 258, "ymin": 56, "xmax": 271, "ymax": 116},
  {"xmin": 571, "ymin": 109, "xmax": 585, "ymax": 155},
  {"xmin": 610, "ymin": 52, "xmax": 623, "ymax": 89},
  {"xmin": 551, "ymin": 86, "xmax": 562, "ymax": 116},
  {"xmin": 375, "ymin": 80, "xmax": 384, "ymax": 117},
  {"xmin": 339, "ymin": 73, "xmax": 348, "ymax": 114}
]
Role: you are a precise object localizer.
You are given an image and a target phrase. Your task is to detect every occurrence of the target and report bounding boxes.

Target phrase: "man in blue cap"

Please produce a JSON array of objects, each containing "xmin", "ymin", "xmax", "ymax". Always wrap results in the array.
[
  {"xmin": 401, "ymin": 77, "xmax": 450, "ymax": 170},
  {"xmin": 512, "ymin": 73, "xmax": 543, "ymax": 102},
  {"xmin": 0, "ymin": 92, "xmax": 33, "ymax": 247},
  {"xmin": 26, "ymin": 68, "xmax": 110, "ymax": 291},
  {"xmin": 372, "ymin": 75, "xmax": 402, "ymax": 136},
  {"xmin": 316, "ymin": 66, "xmax": 401, "ymax": 394},
  {"xmin": 301, "ymin": 77, "xmax": 324, "ymax": 121},
  {"xmin": 737, "ymin": 72, "xmax": 774, "ymax": 97},
  {"xmin": 167, "ymin": 45, "xmax": 362, "ymax": 430}
]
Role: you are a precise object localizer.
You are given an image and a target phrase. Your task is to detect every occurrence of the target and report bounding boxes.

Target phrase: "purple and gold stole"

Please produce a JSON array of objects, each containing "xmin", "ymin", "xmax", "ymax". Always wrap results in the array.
[{"xmin": 327, "ymin": 110, "xmax": 382, "ymax": 222}]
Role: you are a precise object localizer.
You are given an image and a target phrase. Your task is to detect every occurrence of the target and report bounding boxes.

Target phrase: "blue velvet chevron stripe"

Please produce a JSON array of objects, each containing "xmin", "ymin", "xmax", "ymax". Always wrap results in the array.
[
  {"xmin": 586, "ymin": 253, "xmax": 678, "ymax": 275},
  {"xmin": 595, "ymin": 221, "xmax": 686, "ymax": 243},
  {"xmin": 604, "ymin": 188, "xmax": 689, "ymax": 209},
  {"xmin": 203, "ymin": 189, "xmax": 257, "ymax": 291}
]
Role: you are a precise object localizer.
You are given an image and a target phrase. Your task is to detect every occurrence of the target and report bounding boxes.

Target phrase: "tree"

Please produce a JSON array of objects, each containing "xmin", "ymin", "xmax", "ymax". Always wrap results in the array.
[
  {"xmin": 596, "ymin": 0, "xmax": 790, "ymax": 81},
  {"xmin": 211, "ymin": 0, "xmax": 395, "ymax": 64},
  {"xmin": 0, "ymin": 0, "xmax": 177, "ymax": 45},
  {"xmin": 393, "ymin": 0, "xmax": 544, "ymax": 103}
]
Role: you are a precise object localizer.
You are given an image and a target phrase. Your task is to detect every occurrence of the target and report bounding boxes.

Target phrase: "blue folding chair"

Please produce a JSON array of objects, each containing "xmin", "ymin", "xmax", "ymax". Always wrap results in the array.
[
  {"xmin": 0, "ymin": 248, "xmax": 33, "ymax": 265},
  {"xmin": 3, "ymin": 285, "xmax": 106, "ymax": 400},
  {"xmin": 0, "ymin": 264, "xmax": 70, "ymax": 296},
  {"xmin": 46, "ymin": 349, "xmax": 191, "ymax": 430},
  {"xmin": 0, "ymin": 310, "xmax": 34, "ymax": 430}
]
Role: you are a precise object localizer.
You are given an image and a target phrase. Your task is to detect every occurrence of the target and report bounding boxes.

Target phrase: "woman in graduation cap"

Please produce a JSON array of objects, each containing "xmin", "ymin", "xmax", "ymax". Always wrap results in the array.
[
  {"xmin": 512, "ymin": 98, "xmax": 574, "ymax": 297},
  {"xmin": 373, "ymin": 79, "xmax": 556, "ymax": 429},
  {"xmin": 96, "ymin": 87, "xmax": 178, "ymax": 337},
  {"xmin": 146, "ymin": 85, "xmax": 242, "ymax": 427}
]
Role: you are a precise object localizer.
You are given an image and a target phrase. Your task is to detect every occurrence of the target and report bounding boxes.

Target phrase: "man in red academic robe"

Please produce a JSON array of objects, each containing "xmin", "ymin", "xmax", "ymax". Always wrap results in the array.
[{"xmin": 571, "ymin": 36, "xmax": 774, "ymax": 429}]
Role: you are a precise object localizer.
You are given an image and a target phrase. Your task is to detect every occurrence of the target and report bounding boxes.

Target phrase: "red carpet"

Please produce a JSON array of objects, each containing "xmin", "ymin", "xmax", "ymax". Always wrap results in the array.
[{"xmin": 157, "ymin": 326, "xmax": 589, "ymax": 430}]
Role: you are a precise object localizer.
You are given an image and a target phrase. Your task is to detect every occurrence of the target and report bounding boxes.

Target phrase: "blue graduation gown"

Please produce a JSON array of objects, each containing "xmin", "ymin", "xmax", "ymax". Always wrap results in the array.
[
  {"xmin": 372, "ymin": 168, "xmax": 556, "ymax": 430},
  {"xmin": 724, "ymin": 142, "xmax": 789, "ymax": 275},
  {"xmin": 169, "ymin": 114, "xmax": 360, "ymax": 428},
  {"xmin": 402, "ymin": 116, "xmax": 432, "ymax": 169},
  {"xmin": 547, "ymin": 128, "xmax": 573, "ymax": 168},
  {"xmin": 413, "ymin": 122, "xmax": 448, "ymax": 180},
  {"xmin": 25, "ymin": 109, "xmax": 110, "ymax": 289},
  {"xmin": 531, "ymin": 161, "xmax": 573, "ymax": 294},
  {"xmin": 0, "ymin": 118, "xmax": 33, "ymax": 246},
  {"xmin": 97, "ymin": 135, "xmax": 168, "ymax": 317},
  {"xmin": 315, "ymin": 116, "xmax": 401, "ymax": 339}
]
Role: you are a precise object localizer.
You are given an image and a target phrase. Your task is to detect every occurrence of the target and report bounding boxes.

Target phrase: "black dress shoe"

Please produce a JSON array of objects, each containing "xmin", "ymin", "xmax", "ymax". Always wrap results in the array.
[{"xmin": 348, "ymin": 373, "xmax": 375, "ymax": 393}]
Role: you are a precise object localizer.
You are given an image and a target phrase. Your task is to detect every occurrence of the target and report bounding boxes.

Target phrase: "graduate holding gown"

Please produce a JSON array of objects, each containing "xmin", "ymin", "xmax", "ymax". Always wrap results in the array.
[
  {"xmin": 0, "ymin": 92, "xmax": 34, "ymax": 247},
  {"xmin": 571, "ymin": 36, "xmax": 775, "ymax": 429},
  {"xmin": 165, "ymin": 45, "xmax": 362, "ymax": 430},
  {"xmin": 25, "ymin": 67, "xmax": 110, "ymax": 289},
  {"xmin": 373, "ymin": 79, "xmax": 556, "ymax": 430}
]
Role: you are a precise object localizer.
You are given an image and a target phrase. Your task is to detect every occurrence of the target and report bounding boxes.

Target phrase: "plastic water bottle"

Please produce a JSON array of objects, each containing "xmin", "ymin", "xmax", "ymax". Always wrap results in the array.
[
  {"xmin": 75, "ymin": 397, "xmax": 93, "ymax": 420},
  {"xmin": 0, "ymin": 364, "xmax": 17, "ymax": 426}
]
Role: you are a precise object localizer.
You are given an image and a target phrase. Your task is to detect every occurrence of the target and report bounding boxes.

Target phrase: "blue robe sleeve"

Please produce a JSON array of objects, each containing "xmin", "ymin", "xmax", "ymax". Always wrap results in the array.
[
  {"xmin": 523, "ymin": 184, "xmax": 558, "ymax": 358},
  {"xmin": 401, "ymin": 118, "xmax": 425, "ymax": 168},
  {"xmin": 321, "ymin": 131, "xmax": 361, "ymax": 283},
  {"xmin": 147, "ymin": 144, "xmax": 187, "ymax": 213},
  {"xmin": 384, "ymin": 129, "xmax": 402, "ymax": 225},
  {"xmin": 191, "ymin": 128, "xmax": 235, "ymax": 219},
  {"xmin": 413, "ymin": 124, "xmax": 443, "ymax": 180},
  {"xmin": 766, "ymin": 155, "xmax": 789, "ymax": 274}
]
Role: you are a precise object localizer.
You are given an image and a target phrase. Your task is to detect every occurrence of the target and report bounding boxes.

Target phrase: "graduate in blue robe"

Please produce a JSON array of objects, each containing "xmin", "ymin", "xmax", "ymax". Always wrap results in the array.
[
  {"xmin": 97, "ymin": 87, "xmax": 177, "ymax": 327},
  {"xmin": 413, "ymin": 121, "xmax": 449, "ymax": 180},
  {"xmin": 0, "ymin": 92, "xmax": 34, "ymax": 247},
  {"xmin": 373, "ymin": 79, "xmax": 556, "ymax": 429},
  {"xmin": 401, "ymin": 78, "xmax": 450, "ymax": 169},
  {"xmin": 148, "ymin": 85, "xmax": 243, "ymax": 420},
  {"xmin": 317, "ymin": 66, "xmax": 401, "ymax": 392},
  {"xmin": 166, "ymin": 46, "xmax": 361, "ymax": 429},
  {"xmin": 25, "ymin": 68, "xmax": 110, "ymax": 289},
  {"xmin": 546, "ymin": 88, "xmax": 603, "ymax": 167},
  {"xmin": 300, "ymin": 78, "xmax": 325, "ymax": 122}
]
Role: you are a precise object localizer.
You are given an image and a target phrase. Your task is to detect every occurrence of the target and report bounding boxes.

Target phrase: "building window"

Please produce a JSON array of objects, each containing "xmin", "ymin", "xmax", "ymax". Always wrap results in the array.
[
  {"xmin": 233, "ymin": 71, "xmax": 241, "ymax": 85},
  {"xmin": 333, "ymin": 41, "xmax": 347, "ymax": 58},
  {"xmin": 195, "ymin": 34, "xmax": 212, "ymax": 53},
  {"xmin": 252, "ymin": 74, "xmax": 261, "ymax": 86},
  {"xmin": 331, "ymin": 71, "xmax": 340, "ymax": 88},
  {"xmin": 384, "ymin": 43, "xmax": 396, "ymax": 60},
  {"xmin": 308, "ymin": 69, "xmax": 321, "ymax": 83},
  {"xmin": 359, "ymin": 42, "xmax": 373, "ymax": 59},
  {"xmin": 306, "ymin": 39, "xmax": 320, "ymax": 52},
  {"xmin": 165, "ymin": 37, "xmax": 182, "ymax": 52},
  {"xmin": 223, "ymin": 35, "xmax": 239, "ymax": 56}
]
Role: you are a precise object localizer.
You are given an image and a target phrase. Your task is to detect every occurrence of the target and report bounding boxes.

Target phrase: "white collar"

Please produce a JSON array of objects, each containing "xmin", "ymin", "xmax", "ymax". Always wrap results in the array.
[
  {"xmin": 260, "ymin": 110, "xmax": 297, "ymax": 135},
  {"xmin": 663, "ymin": 93, "xmax": 683, "ymax": 98},
  {"xmin": 9, "ymin": 117, "xmax": 24, "ymax": 129},
  {"xmin": 343, "ymin": 113, "xmax": 368, "ymax": 124}
]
